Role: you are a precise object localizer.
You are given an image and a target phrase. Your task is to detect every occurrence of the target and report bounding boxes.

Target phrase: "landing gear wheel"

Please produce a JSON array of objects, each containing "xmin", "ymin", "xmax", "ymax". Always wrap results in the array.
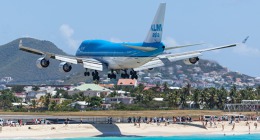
[{"xmin": 84, "ymin": 72, "xmax": 90, "ymax": 76}]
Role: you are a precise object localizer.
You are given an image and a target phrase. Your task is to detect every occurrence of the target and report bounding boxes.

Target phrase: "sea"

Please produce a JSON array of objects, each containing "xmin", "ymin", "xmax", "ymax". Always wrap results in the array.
[
  {"xmin": 62, "ymin": 134, "xmax": 260, "ymax": 140},
  {"xmin": 3, "ymin": 134, "xmax": 259, "ymax": 140}
]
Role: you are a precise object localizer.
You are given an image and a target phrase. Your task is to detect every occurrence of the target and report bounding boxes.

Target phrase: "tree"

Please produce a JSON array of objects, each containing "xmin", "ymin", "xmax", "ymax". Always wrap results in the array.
[
  {"xmin": 229, "ymin": 85, "xmax": 237, "ymax": 103},
  {"xmin": 167, "ymin": 89, "xmax": 180, "ymax": 108},
  {"xmin": 31, "ymin": 99, "xmax": 37, "ymax": 111},
  {"xmin": 43, "ymin": 93, "xmax": 51, "ymax": 109},
  {"xmin": 199, "ymin": 88, "xmax": 209, "ymax": 109},
  {"xmin": 89, "ymin": 96, "xmax": 102, "ymax": 107},
  {"xmin": 48, "ymin": 100, "xmax": 57, "ymax": 111},
  {"xmin": 72, "ymin": 92, "xmax": 86, "ymax": 101},
  {"xmin": 207, "ymin": 87, "xmax": 217, "ymax": 109},
  {"xmin": 179, "ymin": 83, "xmax": 192, "ymax": 109},
  {"xmin": 32, "ymin": 86, "xmax": 40, "ymax": 91},
  {"xmin": 11, "ymin": 85, "xmax": 25, "ymax": 93},
  {"xmin": 142, "ymin": 90, "xmax": 154, "ymax": 105},
  {"xmin": 192, "ymin": 89, "xmax": 200, "ymax": 109},
  {"xmin": 216, "ymin": 87, "xmax": 228, "ymax": 109},
  {"xmin": 0, "ymin": 90, "xmax": 20, "ymax": 110}
]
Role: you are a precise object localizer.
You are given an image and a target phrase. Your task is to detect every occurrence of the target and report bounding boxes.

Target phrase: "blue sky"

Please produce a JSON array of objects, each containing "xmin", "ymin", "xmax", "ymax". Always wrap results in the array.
[{"xmin": 0, "ymin": 0, "xmax": 259, "ymax": 77}]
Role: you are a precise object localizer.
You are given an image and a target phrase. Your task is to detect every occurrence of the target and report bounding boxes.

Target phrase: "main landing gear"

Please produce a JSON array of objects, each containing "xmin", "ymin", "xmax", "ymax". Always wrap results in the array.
[
  {"xmin": 108, "ymin": 69, "xmax": 138, "ymax": 80},
  {"xmin": 108, "ymin": 70, "xmax": 117, "ymax": 79},
  {"xmin": 130, "ymin": 70, "xmax": 138, "ymax": 79},
  {"xmin": 84, "ymin": 69, "xmax": 99, "ymax": 81}
]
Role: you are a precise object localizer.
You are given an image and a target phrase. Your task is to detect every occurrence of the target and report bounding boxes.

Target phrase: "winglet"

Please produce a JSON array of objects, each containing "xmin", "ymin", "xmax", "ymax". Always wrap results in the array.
[
  {"xmin": 242, "ymin": 36, "xmax": 249, "ymax": 44},
  {"xmin": 19, "ymin": 40, "xmax": 23, "ymax": 48}
]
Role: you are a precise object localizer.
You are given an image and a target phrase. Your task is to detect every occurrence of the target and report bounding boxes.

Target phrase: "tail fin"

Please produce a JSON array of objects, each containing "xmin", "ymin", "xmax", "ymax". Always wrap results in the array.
[{"xmin": 144, "ymin": 3, "xmax": 166, "ymax": 43}]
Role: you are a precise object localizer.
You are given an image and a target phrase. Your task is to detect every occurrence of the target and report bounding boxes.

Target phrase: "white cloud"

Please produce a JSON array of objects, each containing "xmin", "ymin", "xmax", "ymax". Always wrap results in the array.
[
  {"xmin": 233, "ymin": 44, "xmax": 260, "ymax": 57},
  {"xmin": 163, "ymin": 37, "xmax": 178, "ymax": 47},
  {"xmin": 59, "ymin": 24, "xmax": 79, "ymax": 50}
]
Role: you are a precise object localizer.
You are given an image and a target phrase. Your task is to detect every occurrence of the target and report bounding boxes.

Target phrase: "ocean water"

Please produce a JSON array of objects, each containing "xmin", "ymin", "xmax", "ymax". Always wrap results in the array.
[{"xmin": 59, "ymin": 134, "xmax": 260, "ymax": 140}]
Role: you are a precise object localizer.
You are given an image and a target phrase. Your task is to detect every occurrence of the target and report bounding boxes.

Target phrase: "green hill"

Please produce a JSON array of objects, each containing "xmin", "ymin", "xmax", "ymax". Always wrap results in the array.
[{"xmin": 0, "ymin": 38, "xmax": 81, "ymax": 84}]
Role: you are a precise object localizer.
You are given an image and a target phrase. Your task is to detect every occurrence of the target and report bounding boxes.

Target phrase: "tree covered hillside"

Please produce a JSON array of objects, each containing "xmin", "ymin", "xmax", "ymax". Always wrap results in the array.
[{"xmin": 0, "ymin": 38, "xmax": 81, "ymax": 84}]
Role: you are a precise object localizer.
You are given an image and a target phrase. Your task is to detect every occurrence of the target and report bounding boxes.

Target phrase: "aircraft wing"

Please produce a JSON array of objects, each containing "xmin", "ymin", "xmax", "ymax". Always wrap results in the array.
[
  {"xmin": 19, "ymin": 40, "xmax": 103, "ymax": 71},
  {"xmin": 134, "ymin": 57, "xmax": 165, "ymax": 71},
  {"xmin": 134, "ymin": 43, "xmax": 238, "ymax": 71},
  {"xmin": 159, "ymin": 43, "xmax": 237, "ymax": 60}
]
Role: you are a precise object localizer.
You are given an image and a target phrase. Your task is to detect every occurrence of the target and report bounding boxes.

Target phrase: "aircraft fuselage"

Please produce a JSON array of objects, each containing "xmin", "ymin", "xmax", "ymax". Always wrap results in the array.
[{"xmin": 76, "ymin": 40, "xmax": 165, "ymax": 69}]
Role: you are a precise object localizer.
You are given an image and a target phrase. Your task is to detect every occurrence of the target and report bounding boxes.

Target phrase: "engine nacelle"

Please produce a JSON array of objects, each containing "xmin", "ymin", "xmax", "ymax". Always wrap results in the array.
[
  {"xmin": 59, "ymin": 62, "xmax": 72, "ymax": 72},
  {"xmin": 183, "ymin": 57, "xmax": 199, "ymax": 65},
  {"xmin": 36, "ymin": 57, "xmax": 50, "ymax": 68}
]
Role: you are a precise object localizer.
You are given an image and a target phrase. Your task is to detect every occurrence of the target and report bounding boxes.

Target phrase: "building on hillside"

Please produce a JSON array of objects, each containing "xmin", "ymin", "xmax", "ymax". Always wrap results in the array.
[
  {"xmin": 104, "ymin": 97, "xmax": 134, "ymax": 105},
  {"xmin": 25, "ymin": 91, "xmax": 47, "ymax": 102},
  {"xmin": 50, "ymin": 98, "xmax": 67, "ymax": 104},
  {"xmin": 117, "ymin": 79, "xmax": 138, "ymax": 87},
  {"xmin": 14, "ymin": 92, "xmax": 26, "ymax": 102},
  {"xmin": 69, "ymin": 101, "xmax": 89, "ymax": 110},
  {"xmin": 68, "ymin": 83, "xmax": 111, "ymax": 97},
  {"xmin": 98, "ymin": 84, "xmax": 114, "ymax": 89},
  {"xmin": 0, "ymin": 84, "xmax": 8, "ymax": 90},
  {"xmin": 12, "ymin": 102, "xmax": 29, "ymax": 108}
]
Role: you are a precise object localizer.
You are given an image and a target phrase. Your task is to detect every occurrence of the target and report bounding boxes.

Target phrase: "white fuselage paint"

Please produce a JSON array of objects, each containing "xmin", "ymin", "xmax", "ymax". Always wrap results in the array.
[{"xmin": 98, "ymin": 57, "xmax": 154, "ymax": 69}]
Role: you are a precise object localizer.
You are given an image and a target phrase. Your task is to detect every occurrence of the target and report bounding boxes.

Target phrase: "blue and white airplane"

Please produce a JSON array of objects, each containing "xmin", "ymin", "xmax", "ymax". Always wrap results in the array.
[{"xmin": 19, "ymin": 3, "xmax": 241, "ymax": 81}]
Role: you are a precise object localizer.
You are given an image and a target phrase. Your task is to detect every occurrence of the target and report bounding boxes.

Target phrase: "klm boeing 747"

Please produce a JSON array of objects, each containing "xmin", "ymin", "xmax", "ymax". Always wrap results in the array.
[{"xmin": 19, "ymin": 3, "xmax": 244, "ymax": 81}]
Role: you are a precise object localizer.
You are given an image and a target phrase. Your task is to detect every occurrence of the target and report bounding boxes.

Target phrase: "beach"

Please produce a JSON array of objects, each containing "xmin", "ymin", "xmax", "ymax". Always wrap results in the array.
[{"xmin": 0, "ymin": 121, "xmax": 259, "ymax": 139}]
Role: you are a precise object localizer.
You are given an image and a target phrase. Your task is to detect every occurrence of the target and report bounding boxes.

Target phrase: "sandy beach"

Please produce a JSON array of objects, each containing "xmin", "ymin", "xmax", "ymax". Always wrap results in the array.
[{"xmin": 0, "ymin": 121, "xmax": 259, "ymax": 139}]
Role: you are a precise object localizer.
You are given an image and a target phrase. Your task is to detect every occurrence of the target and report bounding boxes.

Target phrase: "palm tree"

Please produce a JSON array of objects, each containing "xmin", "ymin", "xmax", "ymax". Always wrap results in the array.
[
  {"xmin": 179, "ymin": 83, "xmax": 192, "ymax": 109},
  {"xmin": 167, "ymin": 89, "xmax": 180, "ymax": 108},
  {"xmin": 199, "ymin": 88, "xmax": 209, "ymax": 109},
  {"xmin": 43, "ymin": 93, "xmax": 51, "ymax": 109},
  {"xmin": 31, "ymin": 99, "xmax": 37, "ymax": 111},
  {"xmin": 208, "ymin": 87, "xmax": 217, "ymax": 109},
  {"xmin": 216, "ymin": 87, "xmax": 228, "ymax": 109},
  {"xmin": 143, "ymin": 90, "xmax": 154, "ymax": 105},
  {"xmin": 229, "ymin": 85, "xmax": 237, "ymax": 103},
  {"xmin": 192, "ymin": 89, "xmax": 200, "ymax": 109}
]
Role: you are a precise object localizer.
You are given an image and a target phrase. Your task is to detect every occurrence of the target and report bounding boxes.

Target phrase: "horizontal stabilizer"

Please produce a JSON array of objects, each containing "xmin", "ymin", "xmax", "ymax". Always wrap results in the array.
[
  {"xmin": 165, "ymin": 43, "xmax": 204, "ymax": 50},
  {"xmin": 124, "ymin": 45, "xmax": 158, "ymax": 52}
]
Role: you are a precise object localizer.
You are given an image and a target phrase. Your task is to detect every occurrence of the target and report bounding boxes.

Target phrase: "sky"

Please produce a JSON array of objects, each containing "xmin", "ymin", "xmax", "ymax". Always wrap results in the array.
[{"xmin": 0, "ymin": 0, "xmax": 259, "ymax": 77}]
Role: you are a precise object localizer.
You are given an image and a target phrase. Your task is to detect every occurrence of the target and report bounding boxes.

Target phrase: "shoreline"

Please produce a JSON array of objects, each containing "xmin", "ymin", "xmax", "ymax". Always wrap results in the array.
[{"xmin": 0, "ymin": 122, "xmax": 259, "ymax": 139}]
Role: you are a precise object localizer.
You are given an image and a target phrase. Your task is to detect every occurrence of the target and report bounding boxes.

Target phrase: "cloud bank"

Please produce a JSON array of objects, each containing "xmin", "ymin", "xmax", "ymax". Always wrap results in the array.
[{"xmin": 59, "ymin": 24, "xmax": 79, "ymax": 50}]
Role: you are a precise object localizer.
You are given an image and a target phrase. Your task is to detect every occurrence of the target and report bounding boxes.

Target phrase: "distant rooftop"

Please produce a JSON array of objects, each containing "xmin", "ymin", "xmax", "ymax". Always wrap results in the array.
[
  {"xmin": 117, "ymin": 79, "xmax": 137, "ymax": 86},
  {"xmin": 70, "ymin": 83, "xmax": 111, "ymax": 92}
]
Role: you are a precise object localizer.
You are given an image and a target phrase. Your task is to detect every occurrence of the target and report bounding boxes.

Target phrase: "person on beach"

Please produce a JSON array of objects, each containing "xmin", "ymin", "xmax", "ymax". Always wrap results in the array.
[
  {"xmin": 221, "ymin": 121, "xmax": 224, "ymax": 131},
  {"xmin": 138, "ymin": 116, "xmax": 141, "ymax": 127},
  {"xmin": 254, "ymin": 122, "xmax": 257, "ymax": 129},
  {"xmin": 248, "ymin": 123, "xmax": 251, "ymax": 134},
  {"xmin": 246, "ymin": 121, "xmax": 249, "ymax": 126},
  {"xmin": 133, "ymin": 117, "xmax": 136, "ymax": 126},
  {"xmin": 80, "ymin": 118, "xmax": 83, "ymax": 124},
  {"xmin": 65, "ymin": 118, "xmax": 69, "ymax": 126},
  {"xmin": 232, "ymin": 122, "xmax": 235, "ymax": 131}
]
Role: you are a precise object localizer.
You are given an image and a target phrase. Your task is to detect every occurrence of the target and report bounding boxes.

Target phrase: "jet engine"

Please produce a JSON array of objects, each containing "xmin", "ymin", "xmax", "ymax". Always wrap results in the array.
[
  {"xmin": 59, "ymin": 62, "xmax": 72, "ymax": 72},
  {"xmin": 183, "ymin": 57, "xmax": 199, "ymax": 65},
  {"xmin": 36, "ymin": 57, "xmax": 50, "ymax": 68}
]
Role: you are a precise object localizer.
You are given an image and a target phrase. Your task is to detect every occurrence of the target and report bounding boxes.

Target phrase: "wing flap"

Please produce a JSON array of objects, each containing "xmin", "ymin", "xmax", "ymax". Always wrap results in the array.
[
  {"xmin": 55, "ymin": 55, "xmax": 78, "ymax": 64},
  {"xmin": 134, "ymin": 58, "xmax": 164, "ymax": 71},
  {"xmin": 83, "ymin": 60, "xmax": 103, "ymax": 71},
  {"xmin": 165, "ymin": 52, "xmax": 202, "ymax": 62}
]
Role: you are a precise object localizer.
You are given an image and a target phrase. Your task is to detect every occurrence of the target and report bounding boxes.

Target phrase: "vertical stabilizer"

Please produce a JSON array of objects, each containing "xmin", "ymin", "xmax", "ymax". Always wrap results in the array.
[{"xmin": 144, "ymin": 3, "xmax": 166, "ymax": 43}]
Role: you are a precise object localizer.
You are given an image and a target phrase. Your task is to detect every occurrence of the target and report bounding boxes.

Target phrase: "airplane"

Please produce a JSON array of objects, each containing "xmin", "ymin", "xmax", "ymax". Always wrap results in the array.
[{"xmin": 19, "ymin": 3, "xmax": 244, "ymax": 81}]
